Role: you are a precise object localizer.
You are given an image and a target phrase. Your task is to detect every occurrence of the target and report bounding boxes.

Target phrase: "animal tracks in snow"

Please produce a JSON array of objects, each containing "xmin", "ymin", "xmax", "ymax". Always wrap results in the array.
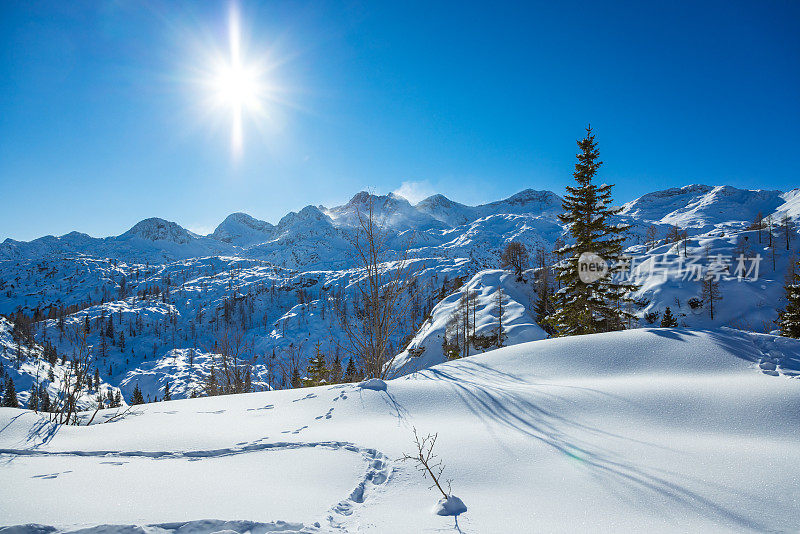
[
  {"xmin": 246, "ymin": 404, "xmax": 275, "ymax": 412},
  {"xmin": 315, "ymin": 408, "xmax": 334, "ymax": 421}
]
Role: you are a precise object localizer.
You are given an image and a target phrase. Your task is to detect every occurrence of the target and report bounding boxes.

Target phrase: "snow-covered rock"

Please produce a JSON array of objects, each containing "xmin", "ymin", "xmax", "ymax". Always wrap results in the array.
[
  {"xmin": 357, "ymin": 378, "xmax": 387, "ymax": 391},
  {"xmin": 433, "ymin": 495, "xmax": 468, "ymax": 516}
]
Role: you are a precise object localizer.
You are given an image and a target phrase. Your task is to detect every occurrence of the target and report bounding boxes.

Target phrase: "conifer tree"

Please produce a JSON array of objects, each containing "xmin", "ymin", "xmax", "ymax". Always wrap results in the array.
[
  {"xmin": 329, "ymin": 353, "xmax": 343, "ymax": 384},
  {"xmin": 303, "ymin": 344, "xmax": 329, "ymax": 387},
  {"xmin": 344, "ymin": 357, "xmax": 358, "ymax": 383},
  {"xmin": 130, "ymin": 384, "xmax": 144, "ymax": 405},
  {"xmin": 779, "ymin": 257, "xmax": 800, "ymax": 337},
  {"xmin": 290, "ymin": 366, "xmax": 302, "ymax": 389},
  {"xmin": 660, "ymin": 307, "xmax": 678, "ymax": 327},
  {"xmin": 163, "ymin": 381, "xmax": 172, "ymax": 401},
  {"xmin": 2, "ymin": 378, "xmax": 19, "ymax": 408},
  {"xmin": 39, "ymin": 386, "xmax": 51, "ymax": 412},
  {"xmin": 546, "ymin": 126, "xmax": 637, "ymax": 335}
]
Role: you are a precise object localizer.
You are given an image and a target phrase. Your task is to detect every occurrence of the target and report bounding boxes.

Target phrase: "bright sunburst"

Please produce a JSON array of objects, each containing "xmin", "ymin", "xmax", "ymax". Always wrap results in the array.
[{"xmin": 201, "ymin": 3, "xmax": 271, "ymax": 159}]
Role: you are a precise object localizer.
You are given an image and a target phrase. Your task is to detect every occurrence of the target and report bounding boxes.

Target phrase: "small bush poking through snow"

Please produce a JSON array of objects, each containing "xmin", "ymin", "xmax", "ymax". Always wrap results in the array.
[{"xmin": 400, "ymin": 427, "xmax": 466, "ymax": 516}]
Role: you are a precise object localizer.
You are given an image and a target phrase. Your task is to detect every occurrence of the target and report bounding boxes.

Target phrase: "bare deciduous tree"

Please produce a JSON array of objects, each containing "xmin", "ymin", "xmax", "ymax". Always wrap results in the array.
[
  {"xmin": 50, "ymin": 325, "xmax": 93, "ymax": 425},
  {"xmin": 335, "ymin": 195, "xmax": 420, "ymax": 379},
  {"xmin": 204, "ymin": 323, "xmax": 253, "ymax": 395},
  {"xmin": 500, "ymin": 241, "xmax": 529, "ymax": 278}
]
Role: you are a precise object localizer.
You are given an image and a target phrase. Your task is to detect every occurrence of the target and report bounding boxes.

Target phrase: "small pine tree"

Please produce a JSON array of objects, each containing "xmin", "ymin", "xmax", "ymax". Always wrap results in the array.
[
  {"xmin": 303, "ymin": 344, "xmax": 329, "ymax": 387},
  {"xmin": 39, "ymin": 386, "xmax": 51, "ymax": 412},
  {"xmin": 290, "ymin": 366, "xmax": 302, "ymax": 389},
  {"xmin": 344, "ymin": 358, "xmax": 358, "ymax": 383},
  {"xmin": 130, "ymin": 384, "xmax": 145, "ymax": 405},
  {"xmin": 2, "ymin": 378, "xmax": 19, "ymax": 408},
  {"xmin": 163, "ymin": 381, "xmax": 172, "ymax": 401},
  {"xmin": 779, "ymin": 257, "xmax": 800, "ymax": 337},
  {"xmin": 660, "ymin": 307, "xmax": 678, "ymax": 328},
  {"xmin": 329, "ymin": 353, "xmax": 343, "ymax": 384}
]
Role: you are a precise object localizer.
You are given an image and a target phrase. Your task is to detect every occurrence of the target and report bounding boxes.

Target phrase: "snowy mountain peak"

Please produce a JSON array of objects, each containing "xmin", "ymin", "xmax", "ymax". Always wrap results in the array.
[
  {"xmin": 497, "ymin": 188, "xmax": 561, "ymax": 207},
  {"xmin": 212, "ymin": 213, "xmax": 274, "ymax": 246},
  {"xmin": 122, "ymin": 218, "xmax": 195, "ymax": 244}
]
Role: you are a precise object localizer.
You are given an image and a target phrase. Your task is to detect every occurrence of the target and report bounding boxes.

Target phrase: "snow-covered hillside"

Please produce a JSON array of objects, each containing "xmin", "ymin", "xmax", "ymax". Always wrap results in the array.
[
  {"xmin": 391, "ymin": 269, "xmax": 548, "ymax": 375},
  {"xmin": 1, "ymin": 329, "xmax": 798, "ymax": 532},
  {"xmin": 1, "ymin": 185, "xmax": 799, "ymax": 405}
]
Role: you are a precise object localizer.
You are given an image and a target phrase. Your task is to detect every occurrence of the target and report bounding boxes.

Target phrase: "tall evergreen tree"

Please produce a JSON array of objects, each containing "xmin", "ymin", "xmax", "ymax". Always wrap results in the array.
[
  {"xmin": 546, "ymin": 127, "xmax": 637, "ymax": 335},
  {"xmin": 779, "ymin": 257, "xmax": 800, "ymax": 337},
  {"xmin": 2, "ymin": 378, "xmax": 19, "ymax": 408},
  {"xmin": 163, "ymin": 381, "xmax": 172, "ymax": 401}
]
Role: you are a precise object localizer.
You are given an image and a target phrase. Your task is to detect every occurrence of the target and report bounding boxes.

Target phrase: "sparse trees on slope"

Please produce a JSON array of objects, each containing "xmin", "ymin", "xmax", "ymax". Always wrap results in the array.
[{"xmin": 546, "ymin": 126, "xmax": 637, "ymax": 336}]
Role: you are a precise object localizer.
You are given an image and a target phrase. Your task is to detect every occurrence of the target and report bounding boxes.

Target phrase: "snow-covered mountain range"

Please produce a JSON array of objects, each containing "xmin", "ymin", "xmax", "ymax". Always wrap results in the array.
[{"xmin": 1, "ymin": 184, "xmax": 798, "ymax": 404}]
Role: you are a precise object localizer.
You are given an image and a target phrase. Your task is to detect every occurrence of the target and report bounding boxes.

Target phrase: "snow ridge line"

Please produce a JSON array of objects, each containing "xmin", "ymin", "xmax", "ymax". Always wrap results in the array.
[{"xmin": 0, "ymin": 440, "xmax": 393, "ymax": 533}]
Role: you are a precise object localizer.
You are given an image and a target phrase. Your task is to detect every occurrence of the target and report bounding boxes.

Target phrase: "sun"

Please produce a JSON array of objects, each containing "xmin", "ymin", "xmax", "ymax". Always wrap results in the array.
[
  {"xmin": 212, "ymin": 63, "xmax": 260, "ymax": 111},
  {"xmin": 203, "ymin": 3, "xmax": 270, "ymax": 159}
]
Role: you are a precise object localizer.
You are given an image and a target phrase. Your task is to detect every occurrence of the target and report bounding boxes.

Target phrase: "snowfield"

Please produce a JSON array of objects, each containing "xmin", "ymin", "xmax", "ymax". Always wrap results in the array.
[{"xmin": 2, "ymin": 328, "xmax": 799, "ymax": 533}]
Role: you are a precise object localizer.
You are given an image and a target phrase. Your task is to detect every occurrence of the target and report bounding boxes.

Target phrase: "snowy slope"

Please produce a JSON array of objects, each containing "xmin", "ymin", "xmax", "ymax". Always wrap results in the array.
[
  {"xmin": 1, "ymin": 328, "xmax": 798, "ymax": 532},
  {"xmin": 391, "ymin": 269, "xmax": 548, "ymax": 375},
  {"xmin": 0, "ymin": 317, "xmax": 122, "ymax": 410}
]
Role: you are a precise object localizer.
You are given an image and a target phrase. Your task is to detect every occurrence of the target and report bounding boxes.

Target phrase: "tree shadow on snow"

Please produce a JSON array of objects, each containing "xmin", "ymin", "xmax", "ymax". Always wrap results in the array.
[{"xmin": 408, "ymin": 363, "xmax": 776, "ymax": 532}]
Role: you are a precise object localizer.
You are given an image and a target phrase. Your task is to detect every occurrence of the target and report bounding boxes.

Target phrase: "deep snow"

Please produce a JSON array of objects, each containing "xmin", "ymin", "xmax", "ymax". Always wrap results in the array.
[{"xmin": 1, "ymin": 328, "xmax": 799, "ymax": 533}]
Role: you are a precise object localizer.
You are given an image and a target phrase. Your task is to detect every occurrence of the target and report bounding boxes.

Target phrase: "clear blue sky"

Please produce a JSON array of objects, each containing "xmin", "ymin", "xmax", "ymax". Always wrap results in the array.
[{"xmin": 1, "ymin": 1, "xmax": 798, "ymax": 241}]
